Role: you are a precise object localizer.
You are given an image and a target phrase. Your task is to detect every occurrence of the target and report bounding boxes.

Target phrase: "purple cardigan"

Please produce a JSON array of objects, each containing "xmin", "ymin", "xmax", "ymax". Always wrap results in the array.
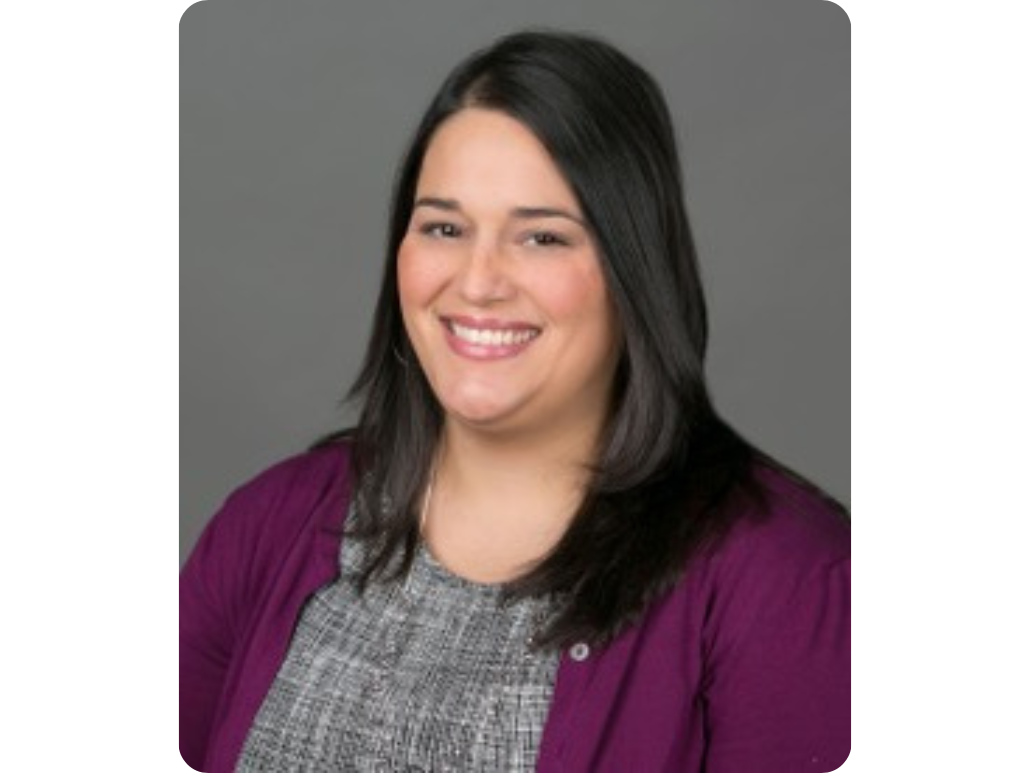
[{"xmin": 180, "ymin": 443, "xmax": 850, "ymax": 772}]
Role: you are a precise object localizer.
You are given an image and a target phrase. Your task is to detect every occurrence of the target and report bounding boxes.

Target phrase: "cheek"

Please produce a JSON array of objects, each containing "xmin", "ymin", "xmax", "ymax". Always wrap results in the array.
[
  {"xmin": 534, "ymin": 265, "xmax": 613, "ymax": 332},
  {"xmin": 397, "ymin": 240, "xmax": 442, "ymax": 311}
]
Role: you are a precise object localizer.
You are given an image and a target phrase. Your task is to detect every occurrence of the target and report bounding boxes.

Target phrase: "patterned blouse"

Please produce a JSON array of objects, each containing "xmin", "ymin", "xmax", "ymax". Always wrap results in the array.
[{"xmin": 237, "ymin": 516, "xmax": 561, "ymax": 772}]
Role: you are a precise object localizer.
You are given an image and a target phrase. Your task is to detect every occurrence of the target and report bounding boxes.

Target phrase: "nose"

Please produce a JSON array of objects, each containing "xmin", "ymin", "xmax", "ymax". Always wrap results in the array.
[{"xmin": 457, "ymin": 240, "xmax": 513, "ymax": 305}]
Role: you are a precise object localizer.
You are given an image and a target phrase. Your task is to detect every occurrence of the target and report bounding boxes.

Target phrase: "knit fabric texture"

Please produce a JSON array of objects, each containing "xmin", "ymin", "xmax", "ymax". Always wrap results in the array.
[{"xmin": 236, "ymin": 514, "xmax": 560, "ymax": 772}]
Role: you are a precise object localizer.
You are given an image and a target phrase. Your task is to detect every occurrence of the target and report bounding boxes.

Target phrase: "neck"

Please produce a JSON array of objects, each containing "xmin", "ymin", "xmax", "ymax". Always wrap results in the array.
[
  {"xmin": 420, "ymin": 418, "xmax": 603, "ymax": 583},
  {"xmin": 438, "ymin": 416, "xmax": 600, "ymax": 504}
]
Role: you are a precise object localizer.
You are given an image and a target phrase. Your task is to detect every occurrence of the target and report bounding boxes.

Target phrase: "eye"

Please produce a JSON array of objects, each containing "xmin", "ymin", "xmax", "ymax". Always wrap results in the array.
[
  {"xmin": 525, "ymin": 231, "xmax": 570, "ymax": 248},
  {"xmin": 420, "ymin": 222, "xmax": 463, "ymax": 239}
]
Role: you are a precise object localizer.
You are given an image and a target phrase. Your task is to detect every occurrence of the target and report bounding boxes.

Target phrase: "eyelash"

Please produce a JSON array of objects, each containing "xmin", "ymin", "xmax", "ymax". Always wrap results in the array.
[
  {"xmin": 420, "ymin": 222, "xmax": 462, "ymax": 239},
  {"xmin": 418, "ymin": 222, "xmax": 570, "ymax": 248},
  {"xmin": 526, "ymin": 232, "xmax": 569, "ymax": 248}
]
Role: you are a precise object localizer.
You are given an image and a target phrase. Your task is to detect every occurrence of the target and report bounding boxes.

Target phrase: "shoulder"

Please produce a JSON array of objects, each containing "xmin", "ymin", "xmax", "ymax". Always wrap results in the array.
[
  {"xmin": 181, "ymin": 441, "xmax": 355, "ymax": 625},
  {"xmin": 688, "ymin": 461, "xmax": 850, "ymax": 649},
  {"xmin": 717, "ymin": 462, "xmax": 850, "ymax": 572},
  {"xmin": 222, "ymin": 441, "xmax": 353, "ymax": 515},
  {"xmin": 196, "ymin": 441, "xmax": 354, "ymax": 567}
]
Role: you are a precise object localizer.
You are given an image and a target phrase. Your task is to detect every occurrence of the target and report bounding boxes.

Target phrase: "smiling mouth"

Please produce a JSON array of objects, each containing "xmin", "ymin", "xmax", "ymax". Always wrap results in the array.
[{"xmin": 442, "ymin": 317, "xmax": 542, "ymax": 348}]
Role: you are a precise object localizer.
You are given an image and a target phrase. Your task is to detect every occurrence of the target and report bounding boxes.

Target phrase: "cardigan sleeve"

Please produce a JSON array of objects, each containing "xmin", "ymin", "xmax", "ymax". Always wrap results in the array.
[
  {"xmin": 699, "ymin": 495, "xmax": 851, "ymax": 772},
  {"xmin": 178, "ymin": 447, "xmax": 347, "ymax": 771},
  {"xmin": 179, "ymin": 500, "xmax": 235, "ymax": 770},
  {"xmin": 179, "ymin": 473, "xmax": 276, "ymax": 770}
]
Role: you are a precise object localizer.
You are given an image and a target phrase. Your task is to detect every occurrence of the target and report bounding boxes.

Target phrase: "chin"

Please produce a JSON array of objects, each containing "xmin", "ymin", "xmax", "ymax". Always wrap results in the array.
[
  {"xmin": 438, "ymin": 382, "xmax": 519, "ymax": 422},
  {"xmin": 447, "ymin": 404, "xmax": 514, "ymax": 428},
  {"xmin": 442, "ymin": 394, "xmax": 523, "ymax": 430}
]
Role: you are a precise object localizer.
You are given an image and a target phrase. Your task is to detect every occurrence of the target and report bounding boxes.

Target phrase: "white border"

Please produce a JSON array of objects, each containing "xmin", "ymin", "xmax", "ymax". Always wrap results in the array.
[{"xmin": 5, "ymin": 0, "xmax": 1027, "ymax": 769}]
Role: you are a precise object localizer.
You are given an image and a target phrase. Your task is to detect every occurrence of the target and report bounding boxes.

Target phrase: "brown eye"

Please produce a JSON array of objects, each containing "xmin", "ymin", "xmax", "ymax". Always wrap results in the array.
[
  {"xmin": 527, "ymin": 231, "xmax": 569, "ymax": 247},
  {"xmin": 421, "ymin": 222, "xmax": 462, "ymax": 238}
]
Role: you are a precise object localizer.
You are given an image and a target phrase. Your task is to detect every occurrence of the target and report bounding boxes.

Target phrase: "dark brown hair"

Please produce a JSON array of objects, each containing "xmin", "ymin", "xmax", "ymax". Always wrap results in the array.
[{"xmin": 320, "ymin": 30, "xmax": 811, "ymax": 648}]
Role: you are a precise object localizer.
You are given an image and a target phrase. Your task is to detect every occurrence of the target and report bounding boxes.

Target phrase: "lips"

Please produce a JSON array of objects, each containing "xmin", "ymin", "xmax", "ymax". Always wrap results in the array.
[{"xmin": 440, "ymin": 315, "xmax": 541, "ymax": 358}]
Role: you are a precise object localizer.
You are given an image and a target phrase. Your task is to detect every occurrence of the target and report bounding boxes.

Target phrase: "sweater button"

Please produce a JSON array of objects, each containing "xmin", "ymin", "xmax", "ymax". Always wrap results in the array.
[{"xmin": 569, "ymin": 642, "xmax": 590, "ymax": 662}]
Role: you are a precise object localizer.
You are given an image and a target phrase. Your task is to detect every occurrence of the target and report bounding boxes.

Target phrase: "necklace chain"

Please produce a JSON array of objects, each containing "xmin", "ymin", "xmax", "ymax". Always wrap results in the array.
[{"xmin": 411, "ymin": 463, "xmax": 556, "ymax": 650}]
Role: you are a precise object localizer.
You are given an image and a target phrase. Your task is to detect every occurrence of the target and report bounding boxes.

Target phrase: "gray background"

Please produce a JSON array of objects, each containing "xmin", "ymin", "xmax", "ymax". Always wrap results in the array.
[{"xmin": 180, "ymin": 0, "xmax": 849, "ymax": 565}]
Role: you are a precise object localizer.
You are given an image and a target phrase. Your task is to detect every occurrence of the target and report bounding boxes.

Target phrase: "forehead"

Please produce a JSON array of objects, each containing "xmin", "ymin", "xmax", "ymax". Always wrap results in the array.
[{"xmin": 416, "ymin": 108, "xmax": 581, "ymax": 212}]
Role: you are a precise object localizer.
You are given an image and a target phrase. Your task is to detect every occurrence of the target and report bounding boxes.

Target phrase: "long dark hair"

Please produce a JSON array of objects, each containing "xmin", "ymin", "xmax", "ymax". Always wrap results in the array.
[{"xmin": 321, "ymin": 30, "xmax": 792, "ymax": 647}]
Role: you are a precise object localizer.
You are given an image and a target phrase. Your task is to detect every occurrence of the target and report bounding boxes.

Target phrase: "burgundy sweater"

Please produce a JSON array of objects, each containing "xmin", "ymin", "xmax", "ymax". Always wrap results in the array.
[{"xmin": 180, "ymin": 443, "xmax": 850, "ymax": 772}]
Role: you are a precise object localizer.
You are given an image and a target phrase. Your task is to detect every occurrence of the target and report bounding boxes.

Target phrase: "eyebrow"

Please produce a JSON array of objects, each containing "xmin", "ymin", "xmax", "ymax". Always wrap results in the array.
[{"xmin": 413, "ymin": 197, "xmax": 586, "ymax": 227}]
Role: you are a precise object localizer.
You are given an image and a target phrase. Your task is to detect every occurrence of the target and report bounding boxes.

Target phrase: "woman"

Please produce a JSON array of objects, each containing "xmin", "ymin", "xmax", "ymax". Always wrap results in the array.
[{"xmin": 180, "ymin": 30, "xmax": 850, "ymax": 772}]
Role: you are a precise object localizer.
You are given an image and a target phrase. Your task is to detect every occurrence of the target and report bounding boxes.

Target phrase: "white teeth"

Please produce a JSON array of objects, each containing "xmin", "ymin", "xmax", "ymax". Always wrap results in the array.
[{"xmin": 450, "ymin": 322, "xmax": 538, "ymax": 347}]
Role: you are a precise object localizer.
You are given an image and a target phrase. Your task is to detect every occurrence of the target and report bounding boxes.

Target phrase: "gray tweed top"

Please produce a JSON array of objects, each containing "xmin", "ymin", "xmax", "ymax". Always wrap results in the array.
[{"xmin": 236, "ymin": 519, "xmax": 561, "ymax": 772}]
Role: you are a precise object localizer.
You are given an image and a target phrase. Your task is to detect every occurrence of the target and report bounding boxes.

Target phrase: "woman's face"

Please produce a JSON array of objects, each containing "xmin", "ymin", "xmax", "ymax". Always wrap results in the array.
[{"xmin": 397, "ymin": 108, "xmax": 620, "ymax": 443}]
